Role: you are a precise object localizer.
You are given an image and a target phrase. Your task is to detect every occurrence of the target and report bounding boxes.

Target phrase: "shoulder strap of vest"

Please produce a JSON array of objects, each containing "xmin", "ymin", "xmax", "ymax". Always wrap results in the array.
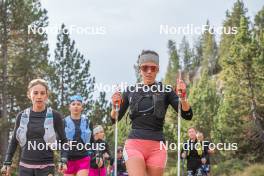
[
  {"xmin": 65, "ymin": 115, "xmax": 72, "ymax": 121},
  {"xmin": 22, "ymin": 108, "xmax": 30, "ymax": 117},
  {"xmin": 20, "ymin": 108, "xmax": 30, "ymax": 122},
  {"xmin": 46, "ymin": 107, "xmax": 53, "ymax": 119},
  {"xmin": 64, "ymin": 116, "xmax": 71, "ymax": 126},
  {"xmin": 81, "ymin": 114, "xmax": 90, "ymax": 128}
]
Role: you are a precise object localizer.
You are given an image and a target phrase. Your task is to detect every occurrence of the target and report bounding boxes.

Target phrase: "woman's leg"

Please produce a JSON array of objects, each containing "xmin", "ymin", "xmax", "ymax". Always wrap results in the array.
[
  {"xmin": 126, "ymin": 157, "xmax": 146, "ymax": 176},
  {"xmin": 75, "ymin": 156, "xmax": 90, "ymax": 176},
  {"xmin": 123, "ymin": 139, "xmax": 149, "ymax": 176},
  {"xmin": 64, "ymin": 165, "xmax": 76, "ymax": 176},
  {"xmin": 144, "ymin": 141, "xmax": 167, "ymax": 176},
  {"xmin": 76, "ymin": 169, "xmax": 89, "ymax": 176},
  {"xmin": 146, "ymin": 166, "xmax": 164, "ymax": 176}
]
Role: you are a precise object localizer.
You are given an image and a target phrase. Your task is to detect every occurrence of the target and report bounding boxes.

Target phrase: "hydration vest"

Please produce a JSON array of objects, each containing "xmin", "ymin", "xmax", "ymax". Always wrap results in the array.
[
  {"xmin": 16, "ymin": 107, "xmax": 56, "ymax": 147},
  {"xmin": 64, "ymin": 115, "xmax": 91, "ymax": 144},
  {"xmin": 129, "ymin": 82, "xmax": 166, "ymax": 120}
]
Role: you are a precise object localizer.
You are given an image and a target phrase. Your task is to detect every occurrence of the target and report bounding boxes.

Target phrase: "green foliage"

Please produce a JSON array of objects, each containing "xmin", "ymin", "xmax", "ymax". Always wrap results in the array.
[
  {"xmin": 216, "ymin": 14, "xmax": 264, "ymax": 161},
  {"xmin": 0, "ymin": 0, "xmax": 264, "ymax": 174},
  {"xmin": 0, "ymin": 0, "xmax": 49, "ymax": 161},
  {"xmin": 164, "ymin": 40, "xmax": 180, "ymax": 85},
  {"xmin": 212, "ymin": 159, "xmax": 249, "ymax": 176},
  {"xmin": 191, "ymin": 37, "xmax": 203, "ymax": 69},
  {"xmin": 1, "ymin": 0, "xmax": 49, "ymax": 114},
  {"xmin": 90, "ymin": 92, "xmax": 111, "ymax": 125},
  {"xmin": 163, "ymin": 1, "xmax": 264, "ymax": 173},
  {"xmin": 189, "ymin": 69, "xmax": 220, "ymax": 138},
  {"xmin": 219, "ymin": 0, "xmax": 247, "ymax": 68},
  {"xmin": 49, "ymin": 24, "xmax": 95, "ymax": 115},
  {"xmin": 233, "ymin": 164, "xmax": 264, "ymax": 176},
  {"xmin": 201, "ymin": 21, "xmax": 219, "ymax": 75},
  {"xmin": 179, "ymin": 36, "xmax": 192, "ymax": 72}
]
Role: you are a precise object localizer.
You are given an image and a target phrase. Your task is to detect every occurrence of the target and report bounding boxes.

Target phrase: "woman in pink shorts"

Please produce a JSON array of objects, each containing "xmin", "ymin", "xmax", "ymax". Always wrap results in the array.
[
  {"xmin": 111, "ymin": 50, "xmax": 193, "ymax": 176},
  {"xmin": 64, "ymin": 95, "xmax": 93, "ymax": 176}
]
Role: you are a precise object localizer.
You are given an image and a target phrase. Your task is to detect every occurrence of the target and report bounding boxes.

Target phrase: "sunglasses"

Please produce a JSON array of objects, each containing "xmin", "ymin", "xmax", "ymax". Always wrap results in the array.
[{"xmin": 140, "ymin": 65, "xmax": 158, "ymax": 72}]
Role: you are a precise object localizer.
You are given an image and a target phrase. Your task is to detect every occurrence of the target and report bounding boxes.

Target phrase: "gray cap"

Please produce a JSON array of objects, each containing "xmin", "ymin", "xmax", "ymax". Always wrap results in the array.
[{"xmin": 138, "ymin": 53, "xmax": 159, "ymax": 65}]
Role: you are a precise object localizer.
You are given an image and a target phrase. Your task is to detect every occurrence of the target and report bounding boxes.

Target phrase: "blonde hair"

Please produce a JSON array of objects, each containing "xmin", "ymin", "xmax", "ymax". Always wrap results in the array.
[{"xmin": 28, "ymin": 79, "xmax": 49, "ymax": 93}]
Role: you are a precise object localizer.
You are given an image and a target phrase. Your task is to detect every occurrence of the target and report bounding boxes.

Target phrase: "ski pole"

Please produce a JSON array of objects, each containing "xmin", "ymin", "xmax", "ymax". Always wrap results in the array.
[
  {"xmin": 114, "ymin": 100, "xmax": 121, "ymax": 176},
  {"xmin": 177, "ymin": 70, "xmax": 182, "ymax": 176},
  {"xmin": 182, "ymin": 158, "xmax": 185, "ymax": 176}
]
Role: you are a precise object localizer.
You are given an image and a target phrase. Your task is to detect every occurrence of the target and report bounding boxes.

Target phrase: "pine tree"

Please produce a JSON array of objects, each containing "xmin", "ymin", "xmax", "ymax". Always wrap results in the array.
[
  {"xmin": 253, "ymin": 6, "xmax": 264, "ymax": 105},
  {"xmin": 219, "ymin": 0, "xmax": 247, "ymax": 69},
  {"xmin": 164, "ymin": 39, "xmax": 190, "ymax": 147},
  {"xmin": 0, "ymin": 0, "xmax": 11, "ymax": 161},
  {"xmin": 216, "ymin": 15, "xmax": 264, "ymax": 161},
  {"xmin": 192, "ymin": 36, "xmax": 203, "ymax": 69},
  {"xmin": 0, "ymin": 0, "xmax": 49, "ymax": 161},
  {"xmin": 253, "ymin": 9, "xmax": 264, "ymax": 157},
  {"xmin": 164, "ymin": 40, "xmax": 180, "ymax": 85},
  {"xmin": 215, "ymin": 1, "xmax": 250, "ymax": 161},
  {"xmin": 90, "ymin": 92, "xmax": 111, "ymax": 126},
  {"xmin": 7, "ymin": 0, "xmax": 49, "ymax": 111},
  {"xmin": 179, "ymin": 36, "xmax": 192, "ymax": 72},
  {"xmin": 164, "ymin": 40, "xmax": 180, "ymax": 128},
  {"xmin": 189, "ymin": 69, "xmax": 220, "ymax": 138},
  {"xmin": 50, "ymin": 24, "xmax": 95, "ymax": 115},
  {"xmin": 201, "ymin": 21, "xmax": 218, "ymax": 75}
]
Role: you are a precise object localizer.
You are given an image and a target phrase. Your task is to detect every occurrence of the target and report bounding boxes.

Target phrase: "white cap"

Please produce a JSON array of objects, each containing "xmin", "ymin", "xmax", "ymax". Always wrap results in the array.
[{"xmin": 93, "ymin": 125, "xmax": 104, "ymax": 135}]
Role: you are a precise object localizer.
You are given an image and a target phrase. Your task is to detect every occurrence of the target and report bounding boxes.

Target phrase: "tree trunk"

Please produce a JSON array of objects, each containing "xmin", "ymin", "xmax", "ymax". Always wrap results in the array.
[{"xmin": 0, "ymin": 0, "xmax": 10, "ymax": 161}]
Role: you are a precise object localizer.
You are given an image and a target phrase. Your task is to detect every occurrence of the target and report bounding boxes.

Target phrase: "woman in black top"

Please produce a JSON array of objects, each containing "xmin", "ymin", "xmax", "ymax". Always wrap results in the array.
[
  {"xmin": 1, "ymin": 79, "xmax": 68, "ymax": 176},
  {"xmin": 111, "ymin": 50, "xmax": 193, "ymax": 176},
  {"xmin": 89, "ymin": 125, "xmax": 111, "ymax": 176}
]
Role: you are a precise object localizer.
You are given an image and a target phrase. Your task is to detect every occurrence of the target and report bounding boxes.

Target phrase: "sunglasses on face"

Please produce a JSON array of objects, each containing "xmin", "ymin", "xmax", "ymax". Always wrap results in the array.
[{"xmin": 140, "ymin": 65, "xmax": 158, "ymax": 72}]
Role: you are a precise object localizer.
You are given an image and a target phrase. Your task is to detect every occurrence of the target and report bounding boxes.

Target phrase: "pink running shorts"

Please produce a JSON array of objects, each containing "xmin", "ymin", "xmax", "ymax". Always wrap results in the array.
[
  {"xmin": 64, "ymin": 156, "xmax": 90, "ymax": 174},
  {"xmin": 89, "ymin": 167, "xmax": 107, "ymax": 176},
  {"xmin": 123, "ymin": 139, "xmax": 167, "ymax": 169}
]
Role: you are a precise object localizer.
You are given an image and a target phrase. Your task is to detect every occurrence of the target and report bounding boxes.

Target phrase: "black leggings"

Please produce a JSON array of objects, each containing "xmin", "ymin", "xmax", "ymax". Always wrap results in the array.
[{"xmin": 19, "ymin": 165, "xmax": 54, "ymax": 176}]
